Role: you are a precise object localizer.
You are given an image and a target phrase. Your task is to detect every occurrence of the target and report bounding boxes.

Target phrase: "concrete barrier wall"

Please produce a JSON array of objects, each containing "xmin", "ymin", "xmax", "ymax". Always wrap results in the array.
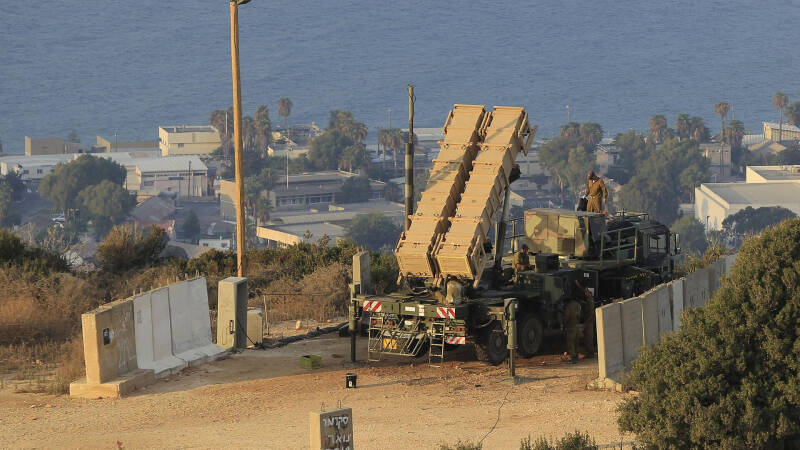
[
  {"xmin": 73, "ymin": 277, "xmax": 227, "ymax": 397},
  {"xmin": 594, "ymin": 255, "xmax": 737, "ymax": 385}
]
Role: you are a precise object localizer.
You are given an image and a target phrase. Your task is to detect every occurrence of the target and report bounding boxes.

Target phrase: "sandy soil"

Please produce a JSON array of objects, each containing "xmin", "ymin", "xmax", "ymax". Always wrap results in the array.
[{"xmin": 0, "ymin": 333, "xmax": 633, "ymax": 449}]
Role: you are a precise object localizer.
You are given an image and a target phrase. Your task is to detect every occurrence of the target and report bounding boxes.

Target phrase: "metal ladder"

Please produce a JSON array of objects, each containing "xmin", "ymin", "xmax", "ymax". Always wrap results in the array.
[
  {"xmin": 367, "ymin": 315, "xmax": 385, "ymax": 362},
  {"xmin": 428, "ymin": 319, "xmax": 448, "ymax": 366}
]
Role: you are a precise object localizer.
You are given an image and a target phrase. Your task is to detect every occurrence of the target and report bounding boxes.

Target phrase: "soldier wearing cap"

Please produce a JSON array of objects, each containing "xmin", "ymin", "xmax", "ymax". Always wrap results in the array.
[
  {"xmin": 585, "ymin": 171, "xmax": 608, "ymax": 213},
  {"xmin": 513, "ymin": 244, "xmax": 532, "ymax": 274}
]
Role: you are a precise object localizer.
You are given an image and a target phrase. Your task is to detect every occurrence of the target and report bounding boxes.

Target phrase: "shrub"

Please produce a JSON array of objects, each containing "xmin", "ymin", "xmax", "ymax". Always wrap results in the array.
[
  {"xmin": 437, "ymin": 441, "xmax": 482, "ymax": 450},
  {"xmin": 97, "ymin": 224, "xmax": 167, "ymax": 272},
  {"xmin": 521, "ymin": 431, "xmax": 597, "ymax": 450},
  {"xmin": 618, "ymin": 218, "xmax": 800, "ymax": 447}
]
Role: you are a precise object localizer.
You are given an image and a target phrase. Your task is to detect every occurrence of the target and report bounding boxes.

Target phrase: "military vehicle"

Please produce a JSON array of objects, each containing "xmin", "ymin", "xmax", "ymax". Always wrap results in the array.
[{"xmin": 348, "ymin": 104, "xmax": 679, "ymax": 365}]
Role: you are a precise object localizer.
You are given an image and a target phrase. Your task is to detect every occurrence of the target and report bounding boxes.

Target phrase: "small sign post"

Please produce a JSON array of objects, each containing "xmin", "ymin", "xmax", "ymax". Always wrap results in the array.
[{"xmin": 310, "ymin": 407, "xmax": 353, "ymax": 450}]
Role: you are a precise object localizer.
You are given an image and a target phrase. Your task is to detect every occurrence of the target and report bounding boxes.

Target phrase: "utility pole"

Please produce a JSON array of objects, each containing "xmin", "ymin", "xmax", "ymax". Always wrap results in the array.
[
  {"xmin": 404, "ymin": 85, "xmax": 415, "ymax": 231},
  {"xmin": 230, "ymin": 0, "xmax": 250, "ymax": 277}
]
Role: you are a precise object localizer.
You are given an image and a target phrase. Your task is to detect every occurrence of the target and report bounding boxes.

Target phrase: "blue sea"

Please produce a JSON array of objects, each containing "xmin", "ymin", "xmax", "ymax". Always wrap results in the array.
[{"xmin": 1, "ymin": 0, "xmax": 798, "ymax": 153}]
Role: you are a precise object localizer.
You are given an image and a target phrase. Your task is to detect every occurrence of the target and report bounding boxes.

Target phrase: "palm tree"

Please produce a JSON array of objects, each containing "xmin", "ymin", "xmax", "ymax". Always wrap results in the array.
[
  {"xmin": 559, "ymin": 122, "xmax": 580, "ymax": 139},
  {"xmin": 648, "ymin": 115, "xmax": 667, "ymax": 144},
  {"xmin": 786, "ymin": 101, "xmax": 800, "ymax": 127},
  {"xmin": 773, "ymin": 91, "xmax": 789, "ymax": 142},
  {"xmin": 579, "ymin": 122, "xmax": 603, "ymax": 146},
  {"xmin": 254, "ymin": 105, "xmax": 272, "ymax": 153},
  {"xmin": 689, "ymin": 116, "xmax": 708, "ymax": 142},
  {"xmin": 675, "ymin": 114, "xmax": 691, "ymax": 141},
  {"xmin": 714, "ymin": 101, "xmax": 729, "ymax": 143},
  {"xmin": 725, "ymin": 120, "xmax": 745, "ymax": 149},
  {"xmin": 277, "ymin": 97, "xmax": 293, "ymax": 130},
  {"xmin": 389, "ymin": 129, "xmax": 405, "ymax": 173}
]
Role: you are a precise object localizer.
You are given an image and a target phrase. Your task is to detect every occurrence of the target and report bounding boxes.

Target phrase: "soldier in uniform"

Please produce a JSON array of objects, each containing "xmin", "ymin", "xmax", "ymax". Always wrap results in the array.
[
  {"xmin": 585, "ymin": 171, "xmax": 608, "ymax": 213},
  {"xmin": 513, "ymin": 244, "xmax": 532, "ymax": 274}
]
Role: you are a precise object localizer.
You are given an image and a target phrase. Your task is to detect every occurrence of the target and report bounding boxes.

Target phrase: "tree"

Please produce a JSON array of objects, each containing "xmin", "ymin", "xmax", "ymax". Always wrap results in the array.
[
  {"xmin": 344, "ymin": 212, "xmax": 402, "ymax": 251},
  {"xmin": 675, "ymin": 113, "xmax": 691, "ymax": 141},
  {"xmin": 76, "ymin": 180, "xmax": 135, "ymax": 236},
  {"xmin": 648, "ymin": 115, "xmax": 667, "ymax": 144},
  {"xmin": 725, "ymin": 119, "xmax": 745, "ymax": 150},
  {"xmin": 277, "ymin": 97, "xmax": 293, "ymax": 129},
  {"xmin": 563, "ymin": 145, "xmax": 596, "ymax": 200},
  {"xmin": 578, "ymin": 122, "xmax": 603, "ymax": 146},
  {"xmin": 210, "ymin": 107, "xmax": 233, "ymax": 157},
  {"xmin": 689, "ymin": 116, "xmax": 709, "ymax": 142},
  {"xmin": 254, "ymin": 105, "xmax": 272, "ymax": 153},
  {"xmin": 786, "ymin": 101, "xmax": 800, "ymax": 127},
  {"xmin": 714, "ymin": 101, "xmax": 729, "ymax": 142},
  {"xmin": 618, "ymin": 218, "xmax": 800, "ymax": 448},
  {"xmin": 39, "ymin": 155, "xmax": 127, "ymax": 212},
  {"xmin": 339, "ymin": 143, "xmax": 369, "ymax": 173},
  {"xmin": 97, "ymin": 224, "xmax": 167, "ymax": 272},
  {"xmin": 539, "ymin": 123, "xmax": 603, "ymax": 206},
  {"xmin": 773, "ymin": 91, "xmax": 789, "ymax": 142},
  {"xmin": 0, "ymin": 184, "xmax": 13, "ymax": 227},
  {"xmin": 618, "ymin": 138, "xmax": 709, "ymax": 224},
  {"xmin": 670, "ymin": 215, "xmax": 707, "ymax": 256},
  {"xmin": 337, "ymin": 176, "xmax": 372, "ymax": 203},
  {"xmin": 182, "ymin": 210, "xmax": 202, "ymax": 242},
  {"xmin": 559, "ymin": 122, "xmax": 580, "ymax": 139},
  {"xmin": 721, "ymin": 205, "xmax": 796, "ymax": 236},
  {"xmin": 308, "ymin": 129, "xmax": 354, "ymax": 170}
]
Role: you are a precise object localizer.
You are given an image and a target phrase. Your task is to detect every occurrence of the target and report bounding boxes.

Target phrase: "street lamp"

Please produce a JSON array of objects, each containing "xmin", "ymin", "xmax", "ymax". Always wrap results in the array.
[{"xmin": 230, "ymin": 0, "xmax": 250, "ymax": 277}]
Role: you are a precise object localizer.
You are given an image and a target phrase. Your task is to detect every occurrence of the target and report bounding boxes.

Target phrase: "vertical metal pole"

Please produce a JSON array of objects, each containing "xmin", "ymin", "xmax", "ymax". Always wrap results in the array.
[
  {"xmin": 505, "ymin": 298, "xmax": 517, "ymax": 378},
  {"xmin": 230, "ymin": 1, "xmax": 247, "ymax": 277},
  {"xmin": 493, "ymin": 187, "xmax": 512, "ymax": 271},
  {"xmin": 349, "ymin": 297, "xmax": 358, "ymax": 362},
  {"xmin": 404, "ymin": 85, "xmax": 415, "ymax": 231}
]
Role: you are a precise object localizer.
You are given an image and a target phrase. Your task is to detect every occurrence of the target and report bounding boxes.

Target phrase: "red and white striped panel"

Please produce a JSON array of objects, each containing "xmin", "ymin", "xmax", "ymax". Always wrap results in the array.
[
  {"xmin": 436, "ymin": 307, "xmax": 456, "ymax": 319},
  {"xmin": 362, "ymin": 300, "xmax": 383, "ymax": 313},
  {"xmin": 445, "ymin": 336, "xmax": 465, "ymax": 345}
]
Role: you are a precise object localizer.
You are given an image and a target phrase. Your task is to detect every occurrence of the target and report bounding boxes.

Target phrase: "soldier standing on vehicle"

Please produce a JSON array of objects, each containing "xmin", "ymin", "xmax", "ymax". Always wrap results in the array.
[
  {"xmin": 514, "ymin": 244, "xmax": 532, "ymax": 273},
  {"xmin": 585, "ymin": 171, "xmax": 608, "ymax": 213}
]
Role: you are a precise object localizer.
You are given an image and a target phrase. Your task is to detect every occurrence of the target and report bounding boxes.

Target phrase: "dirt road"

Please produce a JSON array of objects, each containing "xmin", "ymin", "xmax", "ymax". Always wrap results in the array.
[{"xmin": 0, "ymin": 334, "xmax": 632, "ymax": 449}]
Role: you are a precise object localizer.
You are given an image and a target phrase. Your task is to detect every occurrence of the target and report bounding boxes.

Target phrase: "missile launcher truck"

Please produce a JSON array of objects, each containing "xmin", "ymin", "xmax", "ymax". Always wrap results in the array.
[{"xmin": 348, "ymin": 104, "xmax": 679, "ymax": 365}]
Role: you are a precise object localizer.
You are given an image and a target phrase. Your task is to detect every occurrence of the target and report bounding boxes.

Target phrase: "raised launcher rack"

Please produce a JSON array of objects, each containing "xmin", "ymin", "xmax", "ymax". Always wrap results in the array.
[
  {"xmin": 434, "ymin": 106, "xmax": 535, "ymax": 284},
  {"xmin": 395, "ymin": 104, "xmax": 488, "ymax": 278}
]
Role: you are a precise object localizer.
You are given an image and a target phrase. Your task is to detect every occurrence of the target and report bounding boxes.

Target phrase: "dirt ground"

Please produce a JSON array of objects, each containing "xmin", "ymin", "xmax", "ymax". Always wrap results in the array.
[{"xmin": 0, "ymin": 331, "xmax": 633, "ymax": 449}]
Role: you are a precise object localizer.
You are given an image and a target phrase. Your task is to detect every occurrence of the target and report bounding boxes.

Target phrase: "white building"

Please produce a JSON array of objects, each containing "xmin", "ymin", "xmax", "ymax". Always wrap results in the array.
[
  {"xmin": 694, "ymin": 182, "xmax": 800, "ymax": 230},
  {"xmin": 745, "ymin": 165, "xmax": 800, "ymax": 184}
]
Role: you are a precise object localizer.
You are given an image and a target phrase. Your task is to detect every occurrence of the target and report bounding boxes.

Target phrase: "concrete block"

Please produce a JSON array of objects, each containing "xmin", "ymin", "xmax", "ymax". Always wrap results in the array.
[
  {"xmin": 725, "ymin": 254, "xmax": 737, "ymax": 274},
  {"xmin": 684, "ymin": 268, "xmax": 709, "ymax": 309},
  {"xmin": 708, "ymin": 260, "xmax": 724, "ymax": 293},
  {"xmin": 150, "ymin": 287, "xmax": 186, "ymax": 377},
  {"xmin": 353, "ymin": 251, "xmax": 371, "ymax": 294},
  {"xmin": 620, "ymin": 297, "xmax": 644, "ymax": 369},
  {"xmin": 69, "ymin": 369, "xmax": 154, "ymax": 399},
  {"xmin": 671, "ymin": 279, "xmax": 684, "ymax": 331},
  {"xmin": 216, "ymin": 277, "xmax": 248, "ymax": 350},
  {"xmin": 246, "ymin": 308, "xmax": 263, "ymax": 348},
  {"xmin": 641, "ymin": 291, "xmax": 659, "ymax": 347},
  {"xmin": 595, "ymin": 302, "xmax": 624, "ymax": 381},
  {"xmin": 134, "ymin": 288, "xmax": 186, "ymax": 378},
  {"xmin": 81, "ymin": 298, "xmax": 137, "ymax": 384},
  {"xmin": 656, "ymin": 284, "xmax": 672, "ymax": 336},
  {"xmin": 169, "ymin": 278, "xmax": 226, "ymax": 366}
]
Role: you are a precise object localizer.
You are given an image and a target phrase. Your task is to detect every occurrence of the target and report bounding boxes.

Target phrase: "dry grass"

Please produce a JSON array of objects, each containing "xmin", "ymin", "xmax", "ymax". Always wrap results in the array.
[
  {"xmin": 0, "ymin": 337, "xmax": 84, "ymax": 394},
  {"xmin": 253, "ymin": 262, "xmax": 351, "ymax": 324}
]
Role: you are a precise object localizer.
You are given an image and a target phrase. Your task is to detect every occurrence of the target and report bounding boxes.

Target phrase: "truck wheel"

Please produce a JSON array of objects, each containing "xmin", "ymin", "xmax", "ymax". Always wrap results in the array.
[
  {"xmin": 474, "ymin": 324, "xmax": 508, "ymax": 366},
  {"xmin": 517, "ymin": 314, "xmax": 543, "ymax": 358}
]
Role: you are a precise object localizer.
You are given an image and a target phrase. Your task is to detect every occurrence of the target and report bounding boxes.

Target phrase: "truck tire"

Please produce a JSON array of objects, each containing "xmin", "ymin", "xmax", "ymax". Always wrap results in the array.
[
  {"xmin": 474, "ymin": 324, "xmax": 508, "ymax": 366},
  {"xmin": 517, "ymin": 314, "xmax": 543, "ymax": 358}
]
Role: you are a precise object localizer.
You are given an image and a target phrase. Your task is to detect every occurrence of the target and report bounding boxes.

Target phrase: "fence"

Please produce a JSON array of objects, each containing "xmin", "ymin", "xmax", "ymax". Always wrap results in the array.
[{"xmin": 595, "ymin": 254, "xmax": 737, "ymax": 386}]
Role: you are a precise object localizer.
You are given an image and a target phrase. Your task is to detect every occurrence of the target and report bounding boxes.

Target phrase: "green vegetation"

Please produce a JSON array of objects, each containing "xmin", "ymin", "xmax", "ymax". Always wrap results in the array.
[
  {"xmin": 437, "ymin": 441, "xmax": 482, "ymax": 450},
  {"xmin": 520, "ymin": 431, "xmax": 597, "ymax": 450},
  {"xmin": 721, "ymin": 205, "xmax": 796, "ymax": 236},
  {"xmin": 76, "ymin": 180, "xmax": 135, "ymax": 236},
  {"xmin": 182, "ymin": 210, "xmax": 202, "ymax": 242},
  {"xmin": 344, "ymin": 212, "xmax": 402, "ymax": 252},
  {"xmin": 787, "ymin": 101, "xmax": 800, "ymax": 127},
  {"xmin": 538, "ymin": 122, "xmax": 603, "ymax": 203},
  {"xmin": 670, "ymin": 215, "xmax": 707, "ymax": 256},
  {"xmin": 338, "ymin": 176, "xmax": 372, "ymax": 203},
  {"xmin": 617, "ymin": 138, "xmax": 708, "ymax": 225},
  {"xmin": 773, "ymin": 91, "xmax": 789, "ymax": 141},
  {"xmin": 618, "ymin": 218, "xmax": 800, "ymax": 447},
  {"xmin": 277, "ymin": 97, "xmax": 293, "ymax": 129},
  {"xmin": 96, "ymin": 224, "xmax": 167, "ymax": 273}
]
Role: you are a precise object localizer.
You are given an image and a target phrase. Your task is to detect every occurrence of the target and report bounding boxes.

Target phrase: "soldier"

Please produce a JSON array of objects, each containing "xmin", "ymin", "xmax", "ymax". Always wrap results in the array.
[
  {"xmin": 585, "ymin": 171, "xmax": 608, "ymax": 213},
  {"xmin": 513, "ymin": 244, "xmax": 532, "ymax": 274}
]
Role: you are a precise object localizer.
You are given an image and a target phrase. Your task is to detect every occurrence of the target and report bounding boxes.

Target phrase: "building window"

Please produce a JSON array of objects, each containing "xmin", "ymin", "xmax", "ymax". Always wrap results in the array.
[
  {"xmin": 36, "ymin": 169, "xmax": 43, "ymax": 174},
  {"xmin": 308, "ymin": 196, "xmax": 321, "ymax": 204},
  {"xmin": 178, "ymin": 143, "xmax": 185, "ymax": 148},
  {"xmin": 143, "ymin": 181, "xmax": 154, "ymax": 187},
  {"xmin": 371, "ymin": 190, "xmax": 384, "ymax": 200},
  {"xmin": 22, "ymin": 170, "xmax": 29, "ymax": 174},
  {"xmin": 320, "ymin": 194, "xmax": 333, "ymax": 203}
]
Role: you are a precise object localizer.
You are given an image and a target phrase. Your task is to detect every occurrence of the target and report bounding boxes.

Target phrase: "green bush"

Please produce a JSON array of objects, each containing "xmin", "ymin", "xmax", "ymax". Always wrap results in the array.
[
  {"xmin": 437, "ymin": 441, "xmax": 482, "ymax": 450},
  {"xmin": 618, "ymin": 218, "xmax": 800, "ymax": 447},
  {"xmin": 521, "ymin": 431, "xmax": 597, "ymax": 450}
]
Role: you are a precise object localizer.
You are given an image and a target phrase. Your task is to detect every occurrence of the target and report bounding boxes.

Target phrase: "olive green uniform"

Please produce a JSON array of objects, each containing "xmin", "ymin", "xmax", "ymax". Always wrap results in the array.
[
  {"xmin": 513, "ymin": 250, "xmax": 531, "ymax": 273},
  {"xmin": 585, "ymin": 178, "xmax": 608, "ymax": 213},
  {"xmin": 564, "ymin": 298, "xmax": 596, "ymax": 359}
]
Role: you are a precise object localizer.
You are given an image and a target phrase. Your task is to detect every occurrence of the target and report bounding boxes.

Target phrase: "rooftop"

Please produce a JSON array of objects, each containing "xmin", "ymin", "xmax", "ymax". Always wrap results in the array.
[
  {"xmin": 764, "ymin": 122, "xmax": 800, "ymax": 133},
  {"xmin": 747, "ymin": 165, "xmax": 800, "ymax": 181},
  {"xmin": 268, "ymin": 200, "xmax": 404, "ymax": 225},
  {"xmin": 700, "ymin": 182, "xmax": 800, "ymax": 206},
  {"xmin": 133, "ymin": 155, "xmax": 207, "ymax": 173},
  {"xmin": 160, "ymin": 125, "xmax": 218, "ymax": 134}
]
